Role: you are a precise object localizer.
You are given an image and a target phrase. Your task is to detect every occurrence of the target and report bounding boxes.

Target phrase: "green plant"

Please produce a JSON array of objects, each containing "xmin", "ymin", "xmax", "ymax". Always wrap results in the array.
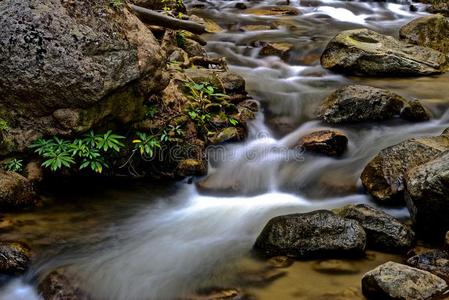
[
  {"xmin": 96, "ymin": 130, "xmax": 125, "ymax": 152},
  {"xmin": 132, "ymin": 132, "xmax": 161, "ymax": 157},
  {"xmin": 228, "ymin": 118, "xmax": 239, "ymax": 126},
  {"xmin": 0, "ymin": 118, "xmax": 9, "ymax": 132},
  {"xmin": 145, "ymin": 105, "xmax": 158, "ymax": 118},
  {"xmin": 160, "ymin": 125, "xmax": 184, "ymax": 142},
  {"xmin": 176, "ymin": 31, "xmax": 186, "ymax": 48},
  {"xmin": 29, "ymin": 131, "xmax": 125, "ymax": 173},
  {"xmin": 4, "ymin": 158, "xmax": 23, "ymax": 172},
  {"xmin": 110, "ymin": 0, "xmax": 124, "ymax": 9},
  {"xmin": 184, "ymin": 81, "xmax": 228, "ymax": 103}
]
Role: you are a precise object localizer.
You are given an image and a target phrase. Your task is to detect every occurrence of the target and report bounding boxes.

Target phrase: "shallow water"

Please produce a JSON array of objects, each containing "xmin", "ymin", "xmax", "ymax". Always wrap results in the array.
[{"xmin": 1, "ymin": 0, "xmax": 448, "ymax": 299}]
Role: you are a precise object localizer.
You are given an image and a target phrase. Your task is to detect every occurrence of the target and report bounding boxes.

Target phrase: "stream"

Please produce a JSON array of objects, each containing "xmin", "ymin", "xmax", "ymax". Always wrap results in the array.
[{"xmin": 2, "ymin": 0, "xmax": 449, "ymax": 299}]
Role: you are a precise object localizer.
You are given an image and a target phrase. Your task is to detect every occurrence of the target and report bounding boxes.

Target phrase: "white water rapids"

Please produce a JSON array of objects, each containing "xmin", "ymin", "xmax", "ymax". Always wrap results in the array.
[{"xmin": 2, "ymin": 0, "xmax": 449, "ymax": 299}]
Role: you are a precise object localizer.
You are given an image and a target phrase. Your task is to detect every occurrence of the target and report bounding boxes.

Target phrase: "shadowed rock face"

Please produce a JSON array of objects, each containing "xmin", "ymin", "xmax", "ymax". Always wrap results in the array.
[
  {"xmin": 400, "ymin": 14, "xmax": 449, "ymax": 55},
  {"xmin": 296, "ymin": 129, "xmax": 348, "ymax": 157},
  {"xmin": 317, "ymin": 85, "xmax": 407, "ymax": 124},
  {"xmin": 362, "ymin": 262, "xmax": 447, "ymax": 300},
  {"xmin": 335, "ymin": 204, "xmax": 414, "ymax": 252},
  {"xmin": 360, "ymin": 136, "xmax": 449, "ymax": 206},
  {"xmin": 253, "ymin": 210, "xmax": 366, "ymax": 258},
  {"xmin": 0, "ymin": 0, "xmax": 166, "ymax": 153},
  {"xmin": 0, "ymin": 241, "xmax": 32, "ymax": 275},
  {"xmin": 405, "ymin": 151, "xmax": 449, "ymax": 240},
  {"xmin": 321, "ymin": 28, "xmax": 449, "ymax": 76}
]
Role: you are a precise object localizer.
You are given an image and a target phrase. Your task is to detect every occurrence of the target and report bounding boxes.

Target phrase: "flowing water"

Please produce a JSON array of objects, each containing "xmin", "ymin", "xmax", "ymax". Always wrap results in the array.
[{"xmin": 1, "ymin": 0, "xmax": 449, "ymax": 299}]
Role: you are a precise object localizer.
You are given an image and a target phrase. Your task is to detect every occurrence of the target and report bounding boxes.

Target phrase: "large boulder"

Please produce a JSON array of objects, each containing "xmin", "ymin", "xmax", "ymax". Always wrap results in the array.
[
  {"xmin": 400, "ymin": 14, "xmax": 449, "ymax": 54},
  {"xmin": 360, "ymin": 136, "xmax": 449, "ymax": 205},
  {"xmin": 336, "ymin": 204, "xmax": 414, "ymax": 252},
  {"xmin": 296, "ymin": 129, "xmax": 348, "ymax": 157},
  {"xmin": 405, "ymin": 151, "xmax": 449, "ymax": 240},
  {"xmin": 317, "ymin": 85, "xmax": 407, "ymax": 124},
  {"xmin": 253, "ymin": 210, "xmax": 366, "ymax": 258},
  {"xmin": 0, "ymin": 0, "xmax": 166, "ymax": 154},
  {"xmin": 0, "ymin": 241, "xmax": 32, "ymax": 275},
  {"xmin": 362, "ymin": 261, "xmax": 447, "ymax": 300},
  {"xmin": 321, "ymin": 29, "xmax": 449, "ymax": 76},
  {"xmin": 0, "ymin": 171, "xmax": 38, "ymax": 209}
]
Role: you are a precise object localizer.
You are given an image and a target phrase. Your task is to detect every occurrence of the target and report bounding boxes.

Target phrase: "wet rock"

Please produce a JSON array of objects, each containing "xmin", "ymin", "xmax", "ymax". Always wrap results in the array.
[
  {"xmin": 235, "ymin": 2, "xmax": 247, "ymax": 9},
  {"xmin": 25, "ymin": 161, "xmax": 44, "ymax": 183},
  {"xmin": 38, "ymin": 269, "xmax": 89, "ymax": 300},
  {"xmin": 209, "ymin": 127, "xmax": 242, "ymax": 144},
  {"xmin": 0, "ymin": 241, "xmax": 31, "ymax": 275},
  {"xmin": 400, "ymin": 99, "xmax": 431, "ymax": 122},
  {"xmin": 400, "ymin": 14, "xmax": 449, "ymax": 54},
  {"xmin": 360, "ymin": 136, "xmax": 449, "ymax": 205},
  {"xmin": 237, "ymin": 268, "xmax": 286, "ymax": 286},
  {"xmin": 259, "ymin": 43, "xmax": 293, "ymax": 60},
  {"xmin": 335, "ymin": 204, "xmax": 414, "ymax": 252},
  {"xmin": 405, "ymin": 151, "xmax": 449, "ymax": 240},
  {"xmin": 183, "ymin": 287, "xmax": 252, "ymax": 300},
  {"xmin": 132, "ymin": 0, "xmax": 186, "ymax": 12},
  {"xmin": 266, "ymin": 256, "xmax": 293, "ymax": 268},
  {"xmin": 0, "ymin": 0, "xmax": 166, "ymax": 153},
  {"xmin": 182, "ymin": 39, "xmax": 207, "ymax": 58},
  {"xmin": 244, "ymin": 6, "xmax": 300, "ymax": 16},
  {"xmin": 407, "ymin": 249, "xmax": 449, "ymax": 282},
  {"xmin": 176, "ymin": 159, "xmax": 207, "ymax": 177},
  {"xmin": 423, "ymin": 0, "xmax": 449, "ymax": 17},
  {"xmin": 241, "ymin": 25, "xmax": 275, "ymax": 31},
  {"xmin": 0, "ymin": 171, "xmax": 38, "ymax": 209},
  {"xmin": 317, "ymin": 85, "xmax": 406, "ymax": 124},
  {"xmin": 296, "ymin": 129, "xmax": 348, "ymax": 157},
  {"xmin": 321, "ymin": 28, "xmax": 449, "ymax": 76},
  {"xmin": 0, "ymin": 217, "xmax": 13, "ymax": 232},
  {"xmin": 446, "ymin": 232, "xmax": 449, "ymax": 250},
  {"xmin": 312, "ymin": 259, "xmax": 359, "ymax": 274},
  {"xmin": 362, "ymin": 261, "xmax": 447, "ymax": 300},
  {"xmin": 315, "ymin": 287, "xmax": 362, "ymax": 300},
  {"xmin": 253, "ymin": 210, "xmax": 366, "ymax": 258}
]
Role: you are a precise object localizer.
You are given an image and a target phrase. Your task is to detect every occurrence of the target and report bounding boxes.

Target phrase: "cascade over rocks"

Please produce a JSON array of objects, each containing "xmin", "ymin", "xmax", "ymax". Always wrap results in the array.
[
  {"xmin": 362, "ymin": 261, "xmax": 447, "ymax": 300},
  {"xmin": 405, "ymin": 151, "xmax": 449, "ymax": 240},
  {"xmin": 360, "ymin": 135, "xmax": 449, "ymax": 205},
  {"xmin": 0, "ymin": 0, "xmax": 166, "ymax": 154},
  {"xmin": 321, "ymin": 29, "xmax": 449, "ymax": 76},
  {"xmin": 400, "ymin": 14, "xmax": 449, "ymax": 55},
  {"xmin": 335, "ymin": 204, "xmax": 414, "ymax": 252},
  {"xmin": 253, "ymin": 210, "xmax": 366, "ymax": 258}
]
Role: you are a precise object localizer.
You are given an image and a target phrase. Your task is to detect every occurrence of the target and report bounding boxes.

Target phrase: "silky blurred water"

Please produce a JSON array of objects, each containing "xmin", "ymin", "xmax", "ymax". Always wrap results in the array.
[{"xmin": 1, "ymin": 0, "xmax": 448, "ymax": 299}]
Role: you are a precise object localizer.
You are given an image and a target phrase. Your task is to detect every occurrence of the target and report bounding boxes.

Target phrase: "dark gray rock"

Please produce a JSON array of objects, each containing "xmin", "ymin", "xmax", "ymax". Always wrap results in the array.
[
  {"xmin": 0, "ymin": 0, "xmax": 166, "ymax": 153},
  {"xmin": 335, "ymin": 204, "xmax": 414, "ymax": 252},
  {"xmin": 0, "ymin": 241, "xmax": 31, "ymax": 275},
  {"xmin": 400, "ymin": 99, "xmax": 431, "ymax": 122},
  {"xmin": 253, "ymin": 210, "xmax": 366, "ymax": 258},
  {"xmin": 317, "ymin": 85, "xmax": 406, "ymax": 124},
  {"xmin": 407, "ymin": 249, "xmax": 449, "ymax": 282},
  {"xmin": 362, "ymin": 261, "xmax": 447, "ymax": 300},
  {"xmin": 405, "ymin": 151, "xmax": 449, "ymax": 240},
  {"xmin": 360, "ymin": 136, "xmax": 449, "ymax": 205},
  {"xmin": 321, "ymin": 29, "xmax": 449, "ymax": 76}
]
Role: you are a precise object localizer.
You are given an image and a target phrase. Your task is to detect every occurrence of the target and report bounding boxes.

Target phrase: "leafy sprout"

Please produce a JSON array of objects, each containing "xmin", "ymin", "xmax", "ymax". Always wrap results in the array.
[
  {"xmin": 133, "ymin": 132, "xmax": 161, "ymax": 157},
  {"xmin": 4, "ymin": 158, "xmax": 23, "ymax": 172}
]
